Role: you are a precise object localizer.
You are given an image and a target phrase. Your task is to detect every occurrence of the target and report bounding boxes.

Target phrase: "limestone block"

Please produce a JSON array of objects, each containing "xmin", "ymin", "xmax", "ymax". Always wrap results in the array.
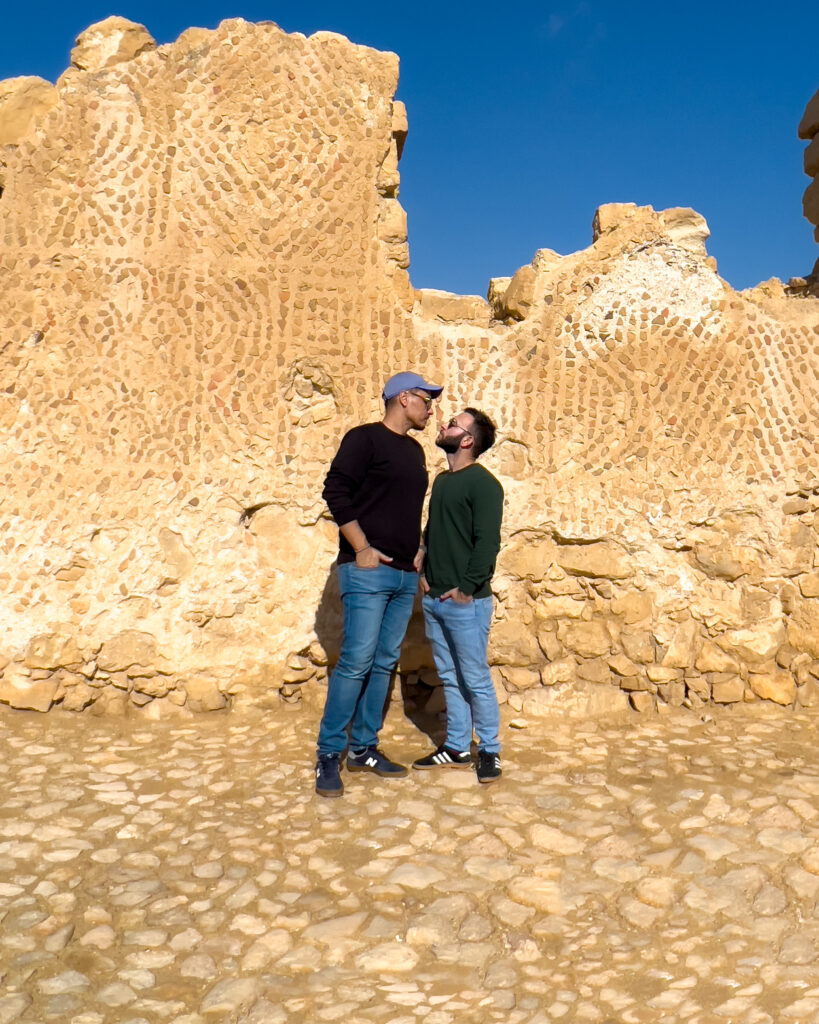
[
  {"xmin": 805, "ymin": 136, "xmax": 819, "ymax": 178},
  {"xmin": 499, "ymin": 265, "xmax": 537, "ymax": 321},
  {"xmin": 133, "ymin": 675, "xmax": 172, "ymax": 698},
  {"xmin": 575, "ymin": 659, "xmax": 611, "ymax": 684},
  {"xmin": 629, "ymin": 692, "xmax": 655, "ymax": 713},
  {"xmin": 24, "ymin": 632, "xmax": 81, "ymax": 670},
  {"xmin": 534, "ymin": 595, "xmax": 585, "ymax": 619},
  {"xmin": 531, "ymin": 248, "xmax": 562, "ymax": 272},
  {"xmin": 377, "ymin": 198, "xmax": 408, "ymax": 245},
  {"xmin": 711, "ymin": 676, "xmax": 744, "ymax": 703},
  {"xmin": 660, "ymin": 208, "xmax": 710, "ymax": 258},
  {"xmin": 540, "ymin": 658, "xmax": 574, "ymax": 686},
  {"xmin": 541, "ymin": 574, "xmax": 584, "ymax": 596},
  {"xmin": 620, "ymin": 630, "xmax": 654, "ymax": 664},
  {"xmin": 536, "ymin": 625, "xmax": 562, "ymax": 661},
  {"xmin": 608, "ymin": 653, "xmax": 639, "ymax": 677},
  {"xmin": 592, "ymin": 203, "xmax": 638, "ymax": 240},
  {"xmin": 498, "ymin": 666, "xmax": 541, "ymax": 691},
  {"xmin": 0, "ymin": 76, "xmax": 58, "ymax": 146},
  {"xmin": 61, "ymin": 681, "xmax": 96, "ymax": 711},
  {"xmin": 415, "ymin": 289, "xmax": 491, "ymax": 326},
  {"xmin": 646, "ymin": 665, "xmax": 683, "ymax": 682},
  {"xmin": 659, "ymin": 618, "xmax": 701, "ymax": 669},
  {"xmin": 804, "ymin": 177, "xmax": 819, "ymax": 228},
  {"xmin": 555, "ymin": 542, "xmax": 631, "ymax": 580},
  {"xmin": 176, "ymin": 27, "xmax": 213, "ymax": 52},
  {"xmin": 786, "ymin": 599, "xmax": 819, "ymax": 659},
  {"xmin": 797, "ymin": 679, "xmax": 819, "ymax": 707},
  {"xmin": 798, "ymin": 89, "xmax": 819, "ymax": 140},
  {"xmin": 716, "ymin": 617, "xmax": 786, "ymax": 663},
  {"xmin": 376, "ymin": 138, "xmax": 400, "ymax": 196},
  {"xmin": 610, "ymin": 591, "xmax": 653, "ymax": 624},
  {"xmin": 618, "ymin": 672, "xmax": 652, "ymax": 692},
  {"xmin": 97, "ymin": 631, "xmax": 159, "ymax": 672},
  {"xmin": 488, "ymin": 603, "xmax": 541, "ymax": 665},
  {"xmin": 498, "ymin": 535, "xmax": 558, "ymax": 581},
  {"xmin": 748, "ymin": 667, "xmax": 795, "ymax": 706},
  {"xmin": 780, "ymin": 521, "xmax": 815, "ymax": 576},
  {"xmin": 71, "ymin": 17, "xmax": 156, "ymax": 72},
  {"xmin": 695, "ymin": 641, "xmax": 740, "ymax": 674},
  {"xmin": 685, "ymin": 675, "xmax": 711, "ymax": 700},
  {"xmin": 487, "ymin": 277, "xmax": 512, "ymax": 312},
  {"xmin": 185, "ymin": 677, "xmax": 228, "ymax": 711},
  {"xmin": 391, "ymin": 100, "xmax": 408, "ymax": 158},
  {"xmin": 658, "ymin": 681, "xmax": 685, "ymax": 706},
  {"xmin": 522, "ymin": 680, "xmax": 628, "ymax": 718},
  {"xmin": 558, "ymin": 620, "xmax": 611, "ymax": 658},
  {"xmin": 799, "ymin": 571, "xmax": 819, "ymax": 598},
  {"xmin": 692, "ymin": 543, "xmax": 760, "ymax": 581},
  {"xmin": 0, "ymin": 666, "xmax": 57, "ymax": 712}
]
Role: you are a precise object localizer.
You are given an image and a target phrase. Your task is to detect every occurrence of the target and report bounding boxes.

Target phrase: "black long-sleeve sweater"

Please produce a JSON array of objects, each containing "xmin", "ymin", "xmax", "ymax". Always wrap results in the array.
[{"xmin": 322, "ymin": 422, "xmax": 428, "ymax": 572}]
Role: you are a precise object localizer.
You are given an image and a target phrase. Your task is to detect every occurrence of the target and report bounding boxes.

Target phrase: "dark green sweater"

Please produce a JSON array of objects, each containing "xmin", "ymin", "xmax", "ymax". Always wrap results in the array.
[{"xmin": 423, "ymin": 463, "xmax": 504, "ymax": 599}]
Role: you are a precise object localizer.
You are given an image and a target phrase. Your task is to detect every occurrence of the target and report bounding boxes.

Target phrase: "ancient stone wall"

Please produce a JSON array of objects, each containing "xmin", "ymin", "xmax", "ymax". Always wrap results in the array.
[
  {"xmin": 800, "ymin": 86, "xmax": 819, "ymax": 289},
  {"xmin": 1, "ymin": 18, "xmax": 818, "ymax": 718}
]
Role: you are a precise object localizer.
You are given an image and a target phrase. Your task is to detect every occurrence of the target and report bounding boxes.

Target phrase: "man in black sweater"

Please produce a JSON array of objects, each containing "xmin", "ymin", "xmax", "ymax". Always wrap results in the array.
[
  {"xmin": 413, "ymin": 408, "xmax": 504, "ymax": 784},
  {"xmin": 316, "ymin": 371, "xmax": 442, "ymax": 797}
]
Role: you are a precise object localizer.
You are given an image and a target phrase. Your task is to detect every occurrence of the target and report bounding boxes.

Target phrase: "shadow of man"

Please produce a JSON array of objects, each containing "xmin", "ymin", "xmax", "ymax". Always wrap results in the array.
[{"xmin": 312, "ymin": 563, "xmax": 445, "ymax": 749}]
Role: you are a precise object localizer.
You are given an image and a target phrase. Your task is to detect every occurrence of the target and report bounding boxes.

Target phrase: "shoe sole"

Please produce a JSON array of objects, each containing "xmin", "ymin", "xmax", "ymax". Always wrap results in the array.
[
  {"xmin": 346, "ymin": 764, "xmax": 408, "ymax": 777},
  {"xmin": 315, "ymin": 786, "xmax": 343, "ymax": 798},
  {"xmin": 412, "ymin": 762, "xmax": 472, "ymax": 770},
  {"xmin": 477, "ymin": 773, "xmax": 502, "ymax": 785}
]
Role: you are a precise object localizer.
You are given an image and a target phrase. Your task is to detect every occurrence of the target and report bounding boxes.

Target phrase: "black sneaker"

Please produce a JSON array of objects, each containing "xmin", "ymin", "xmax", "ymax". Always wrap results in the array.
[
  {"xmin": 476, "ymin": 750, "xmax": 502, "ymax": 784},
  {"xmin": 346, "ymin": 747, "xmax": 408, "ymax": 777},
  {"xmin": 413, "ymin": 745, "xmax": 472, "ymax": 770},
  {"xmin": 315, "ymin": 753, "xmax": 344, "ymax": 798}
]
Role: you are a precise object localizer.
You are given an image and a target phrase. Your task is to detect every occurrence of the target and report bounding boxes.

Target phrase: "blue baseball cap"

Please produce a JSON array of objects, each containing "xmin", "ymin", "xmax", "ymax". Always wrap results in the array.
[{"xmin": 382, "ymin": 371, "xmax": 443, "ymax": 403}]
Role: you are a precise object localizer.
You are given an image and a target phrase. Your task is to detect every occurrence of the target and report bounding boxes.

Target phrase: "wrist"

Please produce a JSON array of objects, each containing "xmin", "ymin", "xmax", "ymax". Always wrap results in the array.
[{"xmin": 355, "ymin": 544, "xmax": 371, "ymax": 554}]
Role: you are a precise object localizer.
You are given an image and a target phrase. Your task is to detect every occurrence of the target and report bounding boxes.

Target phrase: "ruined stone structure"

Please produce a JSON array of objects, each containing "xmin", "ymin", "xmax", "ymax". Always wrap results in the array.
[
  {"xmin": 1, "ymin": 18, "xmax": 818, "ymax": 717},
  {"xmin": 800, "ymin": 86, "xmax": 819, "ymax": 291}
]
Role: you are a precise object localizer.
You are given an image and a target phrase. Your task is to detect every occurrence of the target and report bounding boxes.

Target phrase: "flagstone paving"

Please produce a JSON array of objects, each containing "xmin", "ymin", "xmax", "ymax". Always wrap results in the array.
[{"xmin": 1, "ymin": 701, "xmax": 819, "ymax": 1024}]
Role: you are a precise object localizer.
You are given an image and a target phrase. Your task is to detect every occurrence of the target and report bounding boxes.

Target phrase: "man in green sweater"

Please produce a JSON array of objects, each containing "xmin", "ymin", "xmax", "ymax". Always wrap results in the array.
[{"xmin": 413, "ymin": 408, "xmax": 504, "ymax": 783}]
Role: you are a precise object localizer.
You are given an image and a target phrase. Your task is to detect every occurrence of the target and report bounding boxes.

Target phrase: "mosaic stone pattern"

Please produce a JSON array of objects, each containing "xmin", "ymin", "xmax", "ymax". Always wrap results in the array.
[{"xmin": 0, "ymin": 18, "xmax": 818, "ymax": 716}]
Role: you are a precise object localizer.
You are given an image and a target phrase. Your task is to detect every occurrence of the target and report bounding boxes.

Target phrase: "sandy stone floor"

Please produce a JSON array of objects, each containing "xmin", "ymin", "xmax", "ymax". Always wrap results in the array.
[{"xmin": 1, "ymin": 701, "xmax": 819, "ymax": 1024}]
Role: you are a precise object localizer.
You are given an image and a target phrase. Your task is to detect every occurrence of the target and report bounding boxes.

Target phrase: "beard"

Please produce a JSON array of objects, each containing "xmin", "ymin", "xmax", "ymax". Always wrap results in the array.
[{"xmin": 435, "ymin": 434, "xmax": 462, "ymax": 454}]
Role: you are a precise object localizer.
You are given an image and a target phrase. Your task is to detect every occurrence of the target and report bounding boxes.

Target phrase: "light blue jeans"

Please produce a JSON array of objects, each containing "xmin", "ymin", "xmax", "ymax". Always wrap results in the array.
[
  {"xmin": 422, "ymin": 594, "xmax": 499, "ymax": 754},
  {"xmin": 317, "ymin": 562, "xmax": 417, "ymax": 755}
]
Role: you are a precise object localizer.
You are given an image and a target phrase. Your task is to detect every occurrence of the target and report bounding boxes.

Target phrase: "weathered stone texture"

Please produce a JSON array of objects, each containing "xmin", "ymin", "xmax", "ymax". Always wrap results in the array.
[
  {"xmin": 70, "ymin": 16, "xmax": 156, "ymax": 72},
  {"xmin": 0, "ymin": 76, "xmax": 58, "ymax": 146},
  {"xmin": 800, "ymin": 87, "xmax": 819, "ymax": 286},
  {"xmin": 0, "ymin": 18, "xmax": 818, "ymax": 716}
]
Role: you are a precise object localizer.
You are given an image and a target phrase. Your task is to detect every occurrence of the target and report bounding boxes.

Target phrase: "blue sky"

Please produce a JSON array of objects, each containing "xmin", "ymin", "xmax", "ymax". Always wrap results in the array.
[{"xmin": 4, "ymin": 1, "xmax": 818, "ymax": 294}]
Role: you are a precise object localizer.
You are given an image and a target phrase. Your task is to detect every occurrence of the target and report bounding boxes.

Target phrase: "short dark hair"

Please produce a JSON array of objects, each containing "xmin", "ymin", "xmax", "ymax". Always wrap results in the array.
[{"xmin": 464, "ymin": 408, "xmax": 496, "ymax": 457}]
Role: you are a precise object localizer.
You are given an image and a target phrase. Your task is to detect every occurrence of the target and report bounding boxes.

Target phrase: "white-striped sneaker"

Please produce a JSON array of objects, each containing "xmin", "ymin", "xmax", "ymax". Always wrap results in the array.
[{"xmin": 412, "ymin": 745, "xmax": 472, "ymax": 770}]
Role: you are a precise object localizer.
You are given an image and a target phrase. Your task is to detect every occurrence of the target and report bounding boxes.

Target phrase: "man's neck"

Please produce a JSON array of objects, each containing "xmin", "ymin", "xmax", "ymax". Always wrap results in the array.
[
  {"xmin": 381, "ymin": 409, "xmax": 411, "ymax": 435},
  {"xmin": 446, "ymin": 451, "xmax": 476, "ymax": 473}
]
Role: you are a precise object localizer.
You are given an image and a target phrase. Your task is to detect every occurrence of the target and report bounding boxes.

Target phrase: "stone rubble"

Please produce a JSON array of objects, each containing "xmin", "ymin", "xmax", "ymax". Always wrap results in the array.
[{"xmin": 1, "ymin": 702, "xmax": 819, "ymax": 1022}]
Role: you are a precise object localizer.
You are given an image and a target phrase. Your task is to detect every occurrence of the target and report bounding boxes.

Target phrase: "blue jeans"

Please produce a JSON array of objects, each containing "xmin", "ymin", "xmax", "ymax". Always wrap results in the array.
[
  {"xmin": 422, "ymin": 594, "xmax": 499, "ymax": 754},
  {"xmin": 317, "ymin": 562, "xmax": 417, "ymax": 755}
]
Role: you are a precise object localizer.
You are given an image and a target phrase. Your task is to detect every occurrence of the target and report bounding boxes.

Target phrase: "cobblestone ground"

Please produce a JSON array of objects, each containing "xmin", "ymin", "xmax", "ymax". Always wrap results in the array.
[{"xmin": 2, "ymin": 701, "xmax": 819, "ymax": 1024}]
